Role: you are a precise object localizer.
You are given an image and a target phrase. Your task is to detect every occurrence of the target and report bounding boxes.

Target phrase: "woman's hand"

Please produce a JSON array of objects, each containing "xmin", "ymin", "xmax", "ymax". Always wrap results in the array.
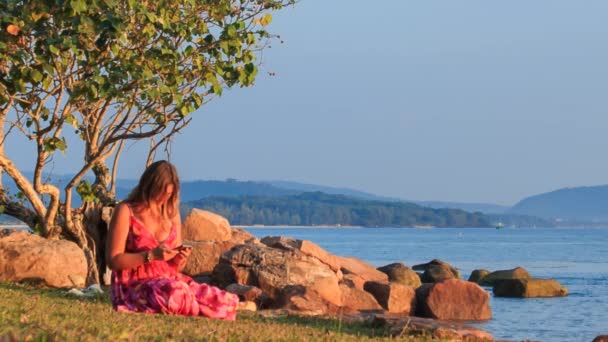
[
  {"xmin": 151, "ymin": 244, "xmax": 179, "ymax": 261},
  {"xmin": 171, "ymin": 245, "xmax": 193, "ymax": 270}
]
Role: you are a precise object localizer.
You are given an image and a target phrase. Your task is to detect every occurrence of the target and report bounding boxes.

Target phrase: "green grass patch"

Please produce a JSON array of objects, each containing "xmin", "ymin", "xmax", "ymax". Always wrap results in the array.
[{"xmin": 0, "ymin": 283, "xmax": 432, "ymax": 341}]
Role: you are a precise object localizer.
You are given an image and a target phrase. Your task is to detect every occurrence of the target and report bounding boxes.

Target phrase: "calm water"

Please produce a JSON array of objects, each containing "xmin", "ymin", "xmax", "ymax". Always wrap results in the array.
[{"xmin": 244, "ymin": 227, "xmax": 608, "ymax": 342}]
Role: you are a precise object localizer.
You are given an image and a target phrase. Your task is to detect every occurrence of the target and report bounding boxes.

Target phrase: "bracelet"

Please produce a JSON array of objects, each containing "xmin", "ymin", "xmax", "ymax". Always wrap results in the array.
[{"xmin": 144, "ymin": 251, "xmax": 152, "ymax": 263}]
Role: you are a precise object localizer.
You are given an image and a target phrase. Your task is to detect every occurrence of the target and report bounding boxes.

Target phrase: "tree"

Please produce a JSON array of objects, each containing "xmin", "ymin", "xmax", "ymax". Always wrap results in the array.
[{"xmin": 0, "ymin": 0, "xmax": 294, "ymax": 284}]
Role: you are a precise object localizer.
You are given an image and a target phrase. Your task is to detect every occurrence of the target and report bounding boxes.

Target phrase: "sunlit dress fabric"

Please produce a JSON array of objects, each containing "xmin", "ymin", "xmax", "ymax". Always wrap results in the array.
[{"xmin": 110, "ymin": 207, "xmax": 238, "ymax": 320}]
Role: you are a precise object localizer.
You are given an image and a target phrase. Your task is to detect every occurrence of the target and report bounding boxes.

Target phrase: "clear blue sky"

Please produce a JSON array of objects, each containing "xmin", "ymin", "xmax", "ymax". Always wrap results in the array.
[{"xmin": 8, "ymin": 1, "xmax": 608, "ymax": 205}]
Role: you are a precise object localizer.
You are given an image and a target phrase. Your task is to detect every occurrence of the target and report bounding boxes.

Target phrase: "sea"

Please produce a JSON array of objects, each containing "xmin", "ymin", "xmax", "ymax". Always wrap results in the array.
[{"xmin": 243, "ymin": 227, "xmax": 608, "ymax": 342}]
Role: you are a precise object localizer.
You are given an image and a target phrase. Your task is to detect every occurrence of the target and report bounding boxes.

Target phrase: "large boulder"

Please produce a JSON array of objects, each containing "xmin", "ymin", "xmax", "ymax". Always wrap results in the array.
[
  {"xmin": 336, "ymin": 255, "xmax": 388, "ymax": 283},
  {"xmin": 0, "ymin": 229, "xmax": 87, "ymax": 288},
  {"xmin": 213, "ymin": 243, "xmax": 343, "ymax": 308},
  {"xmin": 363, "ymin": 281, "xmax": 416, "ymax": 314},
  {"xmin": 416, "ymin": 279, "xmax": 492, "ymax": 320},
  {"xmin": 182, "ymin": 240, "xmax": 238, "ymax": 277},
  {"xmin": 261, "ymin": 236, "xmax": 340, "ymax": 272},
  {"xmin": 493, "ymin": 278, "xmax": 568, "ymax": 298},
  {"xmin": 377, "ymin": 262, "xmax": 421, "ymax": 288},
  {"xmin": 468, "ymin": 269, "xmax": 491, "ymax": 284},
  {"xmin": 339, "ymin": 283, "xmax": 382, "ymax": 312},
  {"xmin": 370, "ymin": 314, "xmax": 494, "ymax": 341},
  {"xmin": 479, "ymin": 266, "xmax": 531, "ymax": 286},
  {"xmin": 413, "ymin": 259, "xmax": 460, "ymax": 283},
  {"xmin": 593, "ymin": 336, "xmax": 608, "ymax": 342},
  {"xmin": 182, "ymin": 209, "xmax": 232, "ymax": 242}
]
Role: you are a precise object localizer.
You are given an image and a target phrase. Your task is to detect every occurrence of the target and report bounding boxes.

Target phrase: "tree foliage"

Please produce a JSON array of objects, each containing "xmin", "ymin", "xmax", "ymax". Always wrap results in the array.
[{"xmin": 0, "ymin": 0, "xmax": 293, "ymax": 283}]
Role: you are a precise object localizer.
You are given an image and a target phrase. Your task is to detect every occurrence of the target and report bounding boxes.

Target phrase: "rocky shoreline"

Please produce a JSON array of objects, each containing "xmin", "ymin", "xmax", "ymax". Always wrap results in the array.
[{"xmin": 0, "ymin": 209, "xmax": 578, "ymax": 341}]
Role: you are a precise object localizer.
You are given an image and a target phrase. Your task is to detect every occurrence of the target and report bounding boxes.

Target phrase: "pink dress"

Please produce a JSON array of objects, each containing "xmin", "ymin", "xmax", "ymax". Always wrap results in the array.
[{"xmin": 110, "ymin": 207, "xmax": 238, "ymax": 320}]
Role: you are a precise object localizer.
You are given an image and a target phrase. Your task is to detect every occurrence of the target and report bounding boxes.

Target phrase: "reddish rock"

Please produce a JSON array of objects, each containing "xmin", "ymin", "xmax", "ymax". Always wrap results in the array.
[
  {"xmin": 0, "ymin": 229, "xmax": 87, "ymax": 288},
  {"xmin": 480, "ymin": 266, "xmax": 531, "ymax": 286},
  {"xmin": 468, "ymin": 269, "xmax": 491, "ymax": 284},
  {"xmin": 296, "ymin": 240, "xmax": 341, "ymax": 272},
  {"xmin": 336, "ymin": 255, "xmax": 388, "ymax": 283},
  {"xmin": 230, "ymin": 228, "xmax": 255, "ymax": 243},
  {"xmin": 363, "ymin": 281, "xmax": 416, "ymax": 314},
  {"xmin": 377, "ymin": 262, "xmax": 422, "ymax": 288},
  {"xmin": 214, "ymin": 243, "xmax": 342, "ymax": 309},
  {"xmin": 370, "ymin": 314, "xmax": 494, "ymax": 341},
  {"xmin": 182, "ymin": 240, "xmax": 237, "ymax": 276},
  {"xmin": 593, "ymin": 335, "xmax": 608, "ymax": 342},
  {"xmin": 413, "ymin": 259, "xmax": 460, "ymax": 281},
  {"xmin": 225, "ymin": 283, "xmax": 269, "ymax": 307},
  {"xmin": 212, "ymin": 263, "xmax": 253, "ymax": 287},
  {"xmin": 237, "ymin": 301, "xmax": 257, "ymax": 311},
  {"xmin": 339, "ymin": 283, "xmax": 382, "ymax": 312},
  {"xmin": 182, "ymin": 209, "xmax": 232, "ymax": 242},
  {"xmin": 493, "ymin": 278, "xmax": 568, "ymax": 298},
  {"xmin": 416, "ymin": 279, "xmax": 492, "ymax": 320},
  {"xmin": 342, "ymin": 273, "xmax": 366, "ymax": 290}
]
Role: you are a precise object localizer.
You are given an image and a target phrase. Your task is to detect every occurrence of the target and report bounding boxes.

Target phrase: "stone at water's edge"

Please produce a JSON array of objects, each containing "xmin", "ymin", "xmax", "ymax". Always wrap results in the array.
[
  {"xmin": 339, "ymin": 284, "xmax": 382, "ymax": 312},
  {"xmin": 0, "ymin": 229, "xmax": 87, "ymax": 288},
  {"xmin": 412, "ymin": 259, "xmax": 460, "ymax": 281},
  {"xmin": 182, "ymin": 209, "xmax": 232, "ymax": 242},
  {"xmin": 367, "ymin": 314, "xmax": 494, "ymax": 341},
  {"xmin": 260, "ymin": 236, "xmax": 340, "ymax": 272},
  {"xmin": 593, "ymin": 335, "xmax": 608, "ymax": 342},
  {"xmin": 493, "ymin": 278, "xmax": 568, "ymax": 298},
  {"xmin": 479, "ymin": 266, "xmax": 531, "ymax": 286},
  {"xmin": 335, "ymin": 255, "xmax": 389, "ymax": 283},
  {"xmin": 377, "ymin": 262, "xmax": 422, "ymax": 288},
  {"xmin": 416, "ymin": 279, "xmax": 492, "ymax": 320},
  {"xmin": 468, "ymin": 269, "xmax": 491, "ymax": 284},
  {"xmin": 363, "ymin": 281, "xmax": 416, "ymax": 315}
]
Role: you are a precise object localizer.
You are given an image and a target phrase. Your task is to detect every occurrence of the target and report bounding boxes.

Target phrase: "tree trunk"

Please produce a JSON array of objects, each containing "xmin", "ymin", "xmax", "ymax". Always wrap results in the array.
[{"xmin": 71, "ymin": 204, "xmax": 113, "ymax": 286}]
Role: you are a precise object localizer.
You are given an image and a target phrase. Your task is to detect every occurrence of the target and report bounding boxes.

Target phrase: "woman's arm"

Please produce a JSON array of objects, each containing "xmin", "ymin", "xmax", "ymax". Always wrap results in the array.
[{"xmin": 106, "ymin": 203, "xmax": 177, "ymax": 270}]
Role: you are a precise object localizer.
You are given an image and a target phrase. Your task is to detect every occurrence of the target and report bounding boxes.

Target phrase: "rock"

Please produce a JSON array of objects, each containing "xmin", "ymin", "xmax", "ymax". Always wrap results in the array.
[
  {"xmin": 377, "ymin": 262, "xmax": 421, "ymax": 288},
  {"xmin": 339, "ymin": 283, "xmax": 382, "ymax": 312},
  {"xmin": 0, "ymin": 229, "xmax": 87, "ymax": 288},
  {"xmin": 213, "ymin": 243, "xmax": 342, "ymax": 309},
  {"xmin": 370, "ymin": 314, "xmax": 494, "ymax": 341},
  {"xmin": 363, "ymin": 281, "xmax": 416, "ymax": 314},
  {"xmin": 225, "ymin": 283, "xmax": 268, "ymax": 304},
  {"xmin": 230, "ymin": 227, "xmax": 255, "ymax": 243},
  {"xmin": 182, "ymin": 240, "xmax": 237, "ymax": 276},
  {"xmin": 342, "ymin": 273, "xmax": 366, "ymax": 290},
  {"xmin": 261, "ymin": 236, "xmax": 341, "ymax": 272},
  {"xmin": 182, "ymin": 209, "xmax": 232, "ymax": 242},
  {"xmin": 416, "ymin": 279, "xmax": 492, "ymax": 320},
  {"xmin": 593, "ymin": 335, "xmax": 608, "ymax": 342},
  {"xmin": 412, "ymin": 259, "xmax": 460, "ymax": 280},
  {"xmin": 336, "ymin": 255, "xmax": 388, "ymax": 283},
  {"xmin": 493, "ymin": 278, "xmax": 568, "ymax": 298},
  {"xmin": 420, "ymin": 265, "xmax": 458, "ymax": 283},
  {"xmin": 237, "ymin": 301, "xmax": 257, "ymax": 311},
  {"xmin": 479, "ymin": 266, "xmax": 531, "ymax": 286},
  {"xmin": 468, "ymin": 269, "xmax": 490, "ymax": 284}
]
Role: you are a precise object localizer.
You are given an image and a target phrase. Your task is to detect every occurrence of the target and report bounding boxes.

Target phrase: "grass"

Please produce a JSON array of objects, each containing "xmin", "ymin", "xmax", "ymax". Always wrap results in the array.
[{"xmin": 0, "ymin": 283, "xmax": 434, "ymax": 341}]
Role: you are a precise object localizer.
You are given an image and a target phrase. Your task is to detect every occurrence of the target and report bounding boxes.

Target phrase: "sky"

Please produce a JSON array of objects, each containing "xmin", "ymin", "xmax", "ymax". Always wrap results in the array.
[{"xmin": 6, "ymin": 1, "xmax": 608, "ymax": 205}]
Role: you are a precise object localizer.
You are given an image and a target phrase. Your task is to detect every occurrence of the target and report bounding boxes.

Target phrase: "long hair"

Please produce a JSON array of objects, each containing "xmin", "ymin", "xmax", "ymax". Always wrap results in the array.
[{"xmin": 125, "ymin": 160, "xmax": 180, "ymax": 219}]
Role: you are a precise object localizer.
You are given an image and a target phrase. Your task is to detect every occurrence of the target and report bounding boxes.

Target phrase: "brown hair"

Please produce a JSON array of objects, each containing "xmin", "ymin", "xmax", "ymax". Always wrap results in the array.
[{"xmin": 125, "ymin": 160, "xmax": 180, "ymax": 219}]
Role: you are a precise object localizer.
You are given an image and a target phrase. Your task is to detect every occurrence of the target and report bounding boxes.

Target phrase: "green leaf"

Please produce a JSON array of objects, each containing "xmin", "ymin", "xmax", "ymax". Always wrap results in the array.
[
  {"xmin": 260, "ymin": 13, "xmax": 272, "ymax": 27},
  {"xmin": 0, "ymin": 205, "xmax": 5, "ymax": 214},
  {"xmin": 70, "ymin": 0, "xmax": 88, "ymax": 14},
  {"xmin": 48, "ymin": 45, "xmax": 59, "ymax": 55},
  {"xmin": 76, "ymin": 180, "xmax": 98, "ymax": 203},
  {"xmin": 31, "ymin": 70, "xmax": 43, "ymax": 83}
]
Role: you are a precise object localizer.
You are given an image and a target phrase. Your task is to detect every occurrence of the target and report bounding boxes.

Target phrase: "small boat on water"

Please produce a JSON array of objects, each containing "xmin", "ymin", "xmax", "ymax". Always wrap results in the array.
[{"xmin": 495, "ymin": 222, "xmax": 505, "ymax": 230}]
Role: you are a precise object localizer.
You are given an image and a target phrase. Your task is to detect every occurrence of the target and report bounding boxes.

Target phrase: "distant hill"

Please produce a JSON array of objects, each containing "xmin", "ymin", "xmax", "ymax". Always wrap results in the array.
[
  {"xmin": 509, "ymin": 185, "xmax": 608, "ymax": 222},
  {"xmin": 415, "ymin": 201, "xmax": 509, "ymax": 214},
  {"xmin": 116, "ymin": 179, "xmax": 297, "ymax": 202},
  {"xmin": 263, "ymin": 180, "xmax": 400, "ymax": 202},
  {"xmin": 183, "ymin": 192, "xmax": 491, "ymax": 228}
]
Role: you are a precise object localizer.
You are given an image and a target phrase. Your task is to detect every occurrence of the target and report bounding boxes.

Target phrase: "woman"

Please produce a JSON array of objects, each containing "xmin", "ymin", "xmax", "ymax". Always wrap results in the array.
[{"xmin": 106, "ymin": 160, "xmax": 238, "ymax": 319}]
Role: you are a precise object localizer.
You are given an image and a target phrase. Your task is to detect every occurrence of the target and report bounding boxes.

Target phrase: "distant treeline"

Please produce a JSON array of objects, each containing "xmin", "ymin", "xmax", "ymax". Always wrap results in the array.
[{"xmin": 182, "ymin": 192, "xmax": 491, "ymax": 228}]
